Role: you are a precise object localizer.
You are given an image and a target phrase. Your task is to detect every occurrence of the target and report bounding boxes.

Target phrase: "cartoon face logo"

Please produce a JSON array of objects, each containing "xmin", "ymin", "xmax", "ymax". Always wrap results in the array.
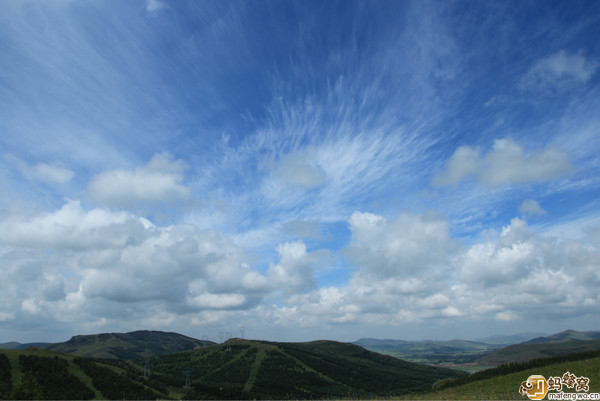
[{"xmin": 519, "ymin": 375, "xmax": 548, "ymax": 400}]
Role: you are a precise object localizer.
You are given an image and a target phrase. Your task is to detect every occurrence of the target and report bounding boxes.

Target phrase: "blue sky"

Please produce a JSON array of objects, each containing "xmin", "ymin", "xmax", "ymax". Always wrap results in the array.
[{"xmin": 1, "ymin": 0, "xmax": 600, "ymax": 343}]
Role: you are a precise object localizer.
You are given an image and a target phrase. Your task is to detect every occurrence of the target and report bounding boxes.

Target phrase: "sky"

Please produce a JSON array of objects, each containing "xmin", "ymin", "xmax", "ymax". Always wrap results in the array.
[{"xmin": 1, "ymin": 0, "xmax": 600, "ymax": 344}]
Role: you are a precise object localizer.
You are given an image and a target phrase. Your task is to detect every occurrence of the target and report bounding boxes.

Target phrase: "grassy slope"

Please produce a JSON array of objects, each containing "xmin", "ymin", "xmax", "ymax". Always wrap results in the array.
[{"xmin": 396, "ymin": 356, "xmax": 600, "ymax": 400}]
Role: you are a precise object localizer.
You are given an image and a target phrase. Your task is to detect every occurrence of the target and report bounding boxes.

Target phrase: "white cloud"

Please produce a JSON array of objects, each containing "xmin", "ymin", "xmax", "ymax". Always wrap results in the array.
[
  {"xmin": 0, "ymin": 200, "xmax": 143, "ymax": 250},
  {"xmin": 346, "ymin": 211, "xmax": 455, "ymax": 278},
  {"xmin": 146, "ymin": 0, "xmax": 166, "ymax": 13},
  {"xmin": 520, "ymin": 50, "xmax": 599, "ymax": 90},
  {"xmin": 32, "ymin": 162, "xmax": 74, "ymax": 184},
  {"xmin": 495, "ymin": 310, "xmax": 520, "ymax": 321},
  {"xmin": 4, "ymin": 155, "xmax": 74, "ymax": 184},
  {"xmin": 433, "ymin": 138, "xmax": 573, "ymax": 187},
  {"xmin": 431, "ymin": 145, "xmax": 481, "ymax": 186},
  {"xmin": 87, "ymin": 153, "xmax": 190, "ymax": 207},
  {"xmin": 272, "ymin": 152, "xmax": 326, "ymax": 189},
  {"xmin": 0, "ymin": 312, "xmax": 14, "ymax": 322},
  {"xmin": 187, "ymin": 293, "xmax": 247, "ymax": 310},
  {"xmin": 520, "ymin": 199, "xmax": 547, "ymax": 217},
  {"xmin": 262, "ymin": 212, "xmax": 600, "ymax": 333},
  {"xmin": 267, "ymin": 241, "xmax": 331, "ymax": 295},
  {"xmin": 21, "ymin": 299, "xmax": 41, "ymax": 315},
  {"xmin": 0, "ymin": 200, "xmax": 274, "ymax": 341},
  {"xmin": 1, "ymin": 202, "xmax": 599, "ymax": 340},
  {"xmin": 459, "ymin": 219, "xmax": 538, "ymax": 286},
  {"xmin": 452, "ymin": 217, "xmax": 600, "ymax": 321}
]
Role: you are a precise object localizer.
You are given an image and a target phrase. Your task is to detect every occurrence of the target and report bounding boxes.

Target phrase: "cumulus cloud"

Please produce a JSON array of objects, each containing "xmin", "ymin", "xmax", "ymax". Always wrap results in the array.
[
  {"xmin": 87, "ymin": 153, "xmax": 190, "ymax": 207},
  {"xmin": 260, "ymin": 211, "xmax": 463, "ymax": 327},
  {"xmin": 267, "ymin": 241, "xmax": 332, "ymax": 295},
  {"xmin": 430, "ymin": 146, "xmax": 480, "ymax": 186},
  {"xmin": 452, "ymin": 217, "xmax": 600, "ymax": 322},
  {"xmin": 520, "ymin": 199, "xmax": 547, "ymax": 217},
  {"xmin": 272, "ymin": 152, "xmax": 326, "ymax": 189},
  {"xmin": 1, "ymin": 202, "xmax": 599, "ymax": 340},
  {"xmin": 262, "ymin": 212, "xmax": 600, "ymax": 333},
  {"xmin": 345, "ymin": 211, "xmax": 455, "ymax": 278},
  {"xmin": 459, "ymin": 218, "xmax": 538, "ymax": 286},
  {"xmin": 432, "ymin": 138, "xmax": 573, "ymax": 187},
  {"xmin": 79, "ymin": 224, "xmax": 270, "ymax": 309},
  {"xmin": 520, "ymin": 50, "xmax": 599, "ymax": 90},
  {"xmin": 0, "ymin": 200, "xmax": 273, "ymax": 340},
  {"xmin": 0, "ymin": 200, "xmax": 144, "ymax": 250}
]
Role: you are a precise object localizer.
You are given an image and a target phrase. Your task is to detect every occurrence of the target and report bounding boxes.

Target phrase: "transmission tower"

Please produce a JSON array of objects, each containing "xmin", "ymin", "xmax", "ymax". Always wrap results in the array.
[
  {"xmin": 239, "ymin": 326, "xmax": 245, "ymax": 339},
  {"xmin": 219, "ymin": 331, "xmax": 224, "ymax": 343},
  {"xmin": 225, "ymin": 332, "xmax": 232, "ymax": 351}
]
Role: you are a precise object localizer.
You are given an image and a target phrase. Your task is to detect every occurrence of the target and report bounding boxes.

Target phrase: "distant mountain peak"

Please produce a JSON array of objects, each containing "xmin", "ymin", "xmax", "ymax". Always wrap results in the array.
[
  {"xmin": 523, "ymin": 329, "xmax": 600, "ymax": 344},
  {"xmin": 46, "ymin": 329, "xmax": 214, "ymax": 359}
]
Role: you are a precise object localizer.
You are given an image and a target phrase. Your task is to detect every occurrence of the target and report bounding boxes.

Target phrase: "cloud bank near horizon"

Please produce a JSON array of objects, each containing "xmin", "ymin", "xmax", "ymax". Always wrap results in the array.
[{"xmin": 1, "ymin": 0, "xmax": 599, "ymax": 342}]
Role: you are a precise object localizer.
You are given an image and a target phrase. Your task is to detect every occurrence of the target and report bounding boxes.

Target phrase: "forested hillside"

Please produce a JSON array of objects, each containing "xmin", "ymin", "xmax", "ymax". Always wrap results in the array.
[
  {"xmin": 0, "ymin": 339, "xmax": 465, "ymax": 400},
  {"xmin": 148, "ymin": 339, "xmax": 465, "ymax": 399}
]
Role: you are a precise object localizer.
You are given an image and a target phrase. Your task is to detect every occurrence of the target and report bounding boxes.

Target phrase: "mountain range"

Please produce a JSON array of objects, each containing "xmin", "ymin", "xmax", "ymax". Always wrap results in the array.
[
  {"xmin": 1, "ymin": 328, "xmax": 599, "ymax": 399},
  {"xmin": 354, "ymin": 329, "xmax": 600, "ymax": 368},
  {"xmin": 0, "ymin": 335, "xmax": 464, "ymax": 399}
]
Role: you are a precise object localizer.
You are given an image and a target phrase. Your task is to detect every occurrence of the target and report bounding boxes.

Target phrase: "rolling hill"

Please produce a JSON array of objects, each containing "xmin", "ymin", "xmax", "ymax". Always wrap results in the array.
[
  {"xmin": 147, "ymin": 338, "xmax": 466, "ymax": 399},
  {"xmin": 44, "ymin": 330, "xmax": 213, "ymax": 360},
  {"xmin": 354, "ymin": 337, "xmax": 503, "ymax": 366},
  {"xmin": 0, "ymin": 336, "xmax": 466, "ymax": 399},
  {"xmin": 395, "ymin": 351, "xmax": 600, "ymax": 400},
  {"xmin": 0, "ymin": 347, "xmax": 166, "ymax": 400},
  {"xmin": 477, "ymin": 331, "xmax": 600, "ymax": 366},
  {"xmin": 0, "ymin": 342, "xmax": 52, "ymax": 350},
  {"xmin": 355, "ymin": 330, "xmax": 600, "ymax": 369},
  {"xmin": 523, "ymin": 329, "xmax": 600, "ymax": 344},
  {"xmin": 474, "ymin": 332, "xmax": 548, "ymax": 345}
]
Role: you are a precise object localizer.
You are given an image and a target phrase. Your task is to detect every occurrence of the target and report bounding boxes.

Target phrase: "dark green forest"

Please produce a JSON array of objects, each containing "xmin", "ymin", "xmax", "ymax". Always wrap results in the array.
[
  {"xmin": 13, "ymin": 355, "xmax": 94, "ymax": 400},
  {"xmin": 1, "ymin": 331, "xmax": 599, "ymax": 400}
]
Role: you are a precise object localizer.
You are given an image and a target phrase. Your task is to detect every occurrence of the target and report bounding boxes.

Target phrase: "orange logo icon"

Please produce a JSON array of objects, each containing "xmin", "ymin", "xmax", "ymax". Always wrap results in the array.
[{"xmin": 519, "ymin": 375, "xmax": 548, "ymax": 400}]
